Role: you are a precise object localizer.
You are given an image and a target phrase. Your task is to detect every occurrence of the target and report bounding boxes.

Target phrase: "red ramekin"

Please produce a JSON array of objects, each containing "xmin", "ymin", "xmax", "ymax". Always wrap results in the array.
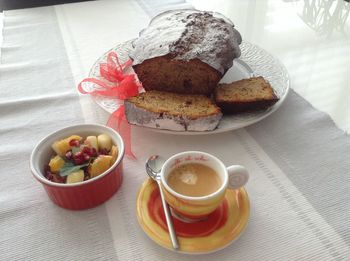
[{"xmin": 30, "ymin": 124, "xmax": 125, "ymax": 210}]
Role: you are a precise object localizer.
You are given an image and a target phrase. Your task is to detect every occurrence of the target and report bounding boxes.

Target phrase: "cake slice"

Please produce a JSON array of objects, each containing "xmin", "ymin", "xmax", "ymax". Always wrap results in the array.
[
  {"xmin": 214, "ymin": 77, "xmax": 279, "ymax": 114},
  {"xmin": 124, "ymin": 91, "xmax": 222, "ymax": 131}
]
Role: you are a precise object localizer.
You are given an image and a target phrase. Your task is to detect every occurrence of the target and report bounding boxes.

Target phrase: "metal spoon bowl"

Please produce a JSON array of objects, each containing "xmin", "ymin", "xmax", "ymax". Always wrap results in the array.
[{"xmin": 145, "ymin": 155, "xmax": 163, "ymax": 181}]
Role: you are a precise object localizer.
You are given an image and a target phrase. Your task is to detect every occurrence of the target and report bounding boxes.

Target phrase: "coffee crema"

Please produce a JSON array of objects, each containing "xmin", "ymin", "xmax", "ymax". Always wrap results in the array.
[{"xmin": 166, "ymin": 163, "xmax": 221, "ymax": 197}]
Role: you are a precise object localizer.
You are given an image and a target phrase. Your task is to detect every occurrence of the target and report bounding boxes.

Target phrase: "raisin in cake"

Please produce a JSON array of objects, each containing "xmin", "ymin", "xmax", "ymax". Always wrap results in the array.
[
  {"xmin": 130, "ymin": 9, "xmax": 242, "ymax": 95},
  {"xmin": 124, "ymin": 91, "xmax": 222, "ymax": 131},
  {"xmin": 214, "ymin": 77, "xmax": 279, "ymax": 114}
]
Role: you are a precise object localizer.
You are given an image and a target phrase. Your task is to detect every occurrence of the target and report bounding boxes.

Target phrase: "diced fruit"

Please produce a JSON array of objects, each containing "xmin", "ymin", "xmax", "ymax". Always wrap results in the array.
[
  {"xmin": 82, "ymin": 146, "xmax": 97, "ymax": 157},
  {"xmin": 97, "ymin": 134, "xmax": 112, "ymax": 151},
  {"xmin": 72, "ymin": 147, "xmax": 94, "ymax": 164},
  {"xmin": 51, "ymin": 135, "xmax": 83, "ymax": 156},
  {"xmin": 82, "ymin": 146, "xmax": 93, "ymax": 156},
  {"xmin": 45, "ymin": 169, "xmax": 54, "ymax": 181},
  {"xmin": 74, "ymin": 157, "xmax": 84, "ymax": 165},
  {"xmin": 52, "ymin": 174, "xmax": 65, "ymax": 183},
  {"xmin": 47, "ymin": 134, "xmax": 116, "ymax": 184},
  {"xmin": 73, "ymin": 151, "xmax": 82, "ymax": 165},
  {"xmin": 66, "ymin": 135, "xmax": 83, "ymax": 142},
  {"xmin": 52, "ymin": 140, "xmax": 71, "ymax": 156},
  {"xmin": 88, "ymin": 155, "xmax": 113, "ymax": 178},
  {"xmin": 69, "ymin": 139, "xmax": 80, "ymax": 147},
  {"xmin": 66, "ymin": 170, "xmax": 84, "ymax": 184},
  {"xmin": 110, "ymin": 145, "xmax": 118, "ymax": 166},
  {"xmin": 48, "ymin": 155, "xmax": 65, "ymax": 173},
  {"xmin": 85, "ymin": 136, "xmax": 98, "ymax": 151},
  {"xmin": 74, "ymin": 151, "xmax": 83, "ymax": 158}
]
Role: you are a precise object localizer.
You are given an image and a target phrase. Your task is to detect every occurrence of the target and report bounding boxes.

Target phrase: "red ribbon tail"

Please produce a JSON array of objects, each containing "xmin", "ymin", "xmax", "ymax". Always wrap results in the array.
[
  {"xmin": 79, "ymin": 51, "xmax": 139, "ymax": 160},
  {"xmin": 107, "ymin": 106, "xmax": 136, "ymax": 160}
]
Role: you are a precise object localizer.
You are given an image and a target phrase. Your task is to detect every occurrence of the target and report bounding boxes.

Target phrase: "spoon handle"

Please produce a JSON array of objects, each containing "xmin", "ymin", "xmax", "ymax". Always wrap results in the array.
[{"xmin": 157, "ymin": 180, "xmax": 179, "ymax": 250}]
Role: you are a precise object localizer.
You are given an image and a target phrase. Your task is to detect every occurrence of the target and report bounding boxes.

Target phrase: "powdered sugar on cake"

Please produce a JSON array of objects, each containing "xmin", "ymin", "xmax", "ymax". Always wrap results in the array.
[{"xmin": 130, "ymin": 9, "xmax": 242, "ymax": 74}]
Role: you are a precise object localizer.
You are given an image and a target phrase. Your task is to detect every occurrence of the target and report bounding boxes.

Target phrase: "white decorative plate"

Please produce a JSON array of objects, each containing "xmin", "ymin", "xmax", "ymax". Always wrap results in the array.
[{"xmin": 88, "ymin": 40, "xmax": 289, "ymax": 135}]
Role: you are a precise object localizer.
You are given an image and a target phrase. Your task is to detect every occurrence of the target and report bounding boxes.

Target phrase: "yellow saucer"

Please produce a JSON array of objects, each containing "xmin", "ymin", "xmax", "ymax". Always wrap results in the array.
[{"xmin": 136, "ymin": 178, "xmax": 250, "ymax": 254}]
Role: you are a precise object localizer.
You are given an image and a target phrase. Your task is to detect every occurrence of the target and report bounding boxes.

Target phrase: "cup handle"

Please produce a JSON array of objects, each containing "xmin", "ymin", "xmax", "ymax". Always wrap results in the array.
[{"xmin": 227, "ymin": 165, "xmax": 249, "ymax": 189}]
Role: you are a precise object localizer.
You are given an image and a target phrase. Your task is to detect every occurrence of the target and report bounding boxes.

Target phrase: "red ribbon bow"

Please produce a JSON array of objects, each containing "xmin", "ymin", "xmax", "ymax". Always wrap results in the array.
[{"xmin": 78, "ymin": 52, "xmax": 141, "ymax": 159}]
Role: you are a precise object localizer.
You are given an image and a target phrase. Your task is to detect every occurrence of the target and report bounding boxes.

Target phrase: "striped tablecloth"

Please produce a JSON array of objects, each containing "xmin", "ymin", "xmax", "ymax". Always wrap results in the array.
[{"xmin": 0, "ymin": 0, "xmax": 349, "ymax": 260}]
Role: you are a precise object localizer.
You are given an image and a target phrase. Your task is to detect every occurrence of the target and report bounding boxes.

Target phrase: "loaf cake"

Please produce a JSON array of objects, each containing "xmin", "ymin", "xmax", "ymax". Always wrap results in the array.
[
  {"xmin": 214, "ymin": 77, "xmax": 279, "ymax": 113},
  {"xmin": 124, "ymin": 91, "xmax": 222, "ymax": 131},
  {"xmin": 130, "ymin": 9, "xmax": 242, "ymax": 95}
]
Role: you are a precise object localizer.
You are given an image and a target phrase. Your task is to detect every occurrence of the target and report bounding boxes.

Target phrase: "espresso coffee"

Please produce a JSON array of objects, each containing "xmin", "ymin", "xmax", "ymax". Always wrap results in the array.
[{"xmin": 167, "ymin": 163, "xmax": 221, "ymax": 197}]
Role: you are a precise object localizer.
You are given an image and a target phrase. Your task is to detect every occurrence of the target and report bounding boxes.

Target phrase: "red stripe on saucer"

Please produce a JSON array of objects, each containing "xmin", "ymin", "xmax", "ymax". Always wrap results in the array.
[{"xmin": 148, "ymin": 187, "xmax": 228, "ymax": 237}]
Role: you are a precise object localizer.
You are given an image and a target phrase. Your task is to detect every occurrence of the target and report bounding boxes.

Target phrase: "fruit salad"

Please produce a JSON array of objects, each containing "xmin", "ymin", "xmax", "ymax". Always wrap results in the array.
[{"xmin": 45, "ymin": 134, "xmax": 118, "ymax": 184}]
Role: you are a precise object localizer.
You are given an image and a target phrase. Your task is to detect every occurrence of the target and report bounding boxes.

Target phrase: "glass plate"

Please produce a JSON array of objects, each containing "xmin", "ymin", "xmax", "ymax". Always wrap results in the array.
[{"xmin": 88, "ymin": 40, "xmax": 290, "ymax": 135}]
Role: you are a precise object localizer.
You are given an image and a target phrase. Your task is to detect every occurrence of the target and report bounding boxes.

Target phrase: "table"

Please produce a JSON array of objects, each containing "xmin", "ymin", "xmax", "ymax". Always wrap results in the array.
[{"xmin": 1, "ymin": 0, "xmax": 350, "ymax": 260}]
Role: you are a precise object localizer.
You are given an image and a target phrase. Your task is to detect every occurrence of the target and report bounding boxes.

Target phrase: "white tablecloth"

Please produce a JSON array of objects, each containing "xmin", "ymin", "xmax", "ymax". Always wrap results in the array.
[{"xmin": 1, "ymin": 0, "xmax": 349, "ymax": 260}]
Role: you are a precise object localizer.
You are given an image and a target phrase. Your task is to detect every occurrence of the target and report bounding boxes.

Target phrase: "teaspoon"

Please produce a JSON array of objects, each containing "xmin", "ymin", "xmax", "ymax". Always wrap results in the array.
[{"xmin": 146, "ymin": 155, "xmax": 179, "ymax": 250}]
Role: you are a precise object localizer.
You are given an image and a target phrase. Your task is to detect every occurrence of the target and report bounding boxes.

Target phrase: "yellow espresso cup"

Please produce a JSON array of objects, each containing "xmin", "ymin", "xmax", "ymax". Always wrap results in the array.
[{"xmin": 160, "ymin": 151, "xmax": 249, "ymax": 219}]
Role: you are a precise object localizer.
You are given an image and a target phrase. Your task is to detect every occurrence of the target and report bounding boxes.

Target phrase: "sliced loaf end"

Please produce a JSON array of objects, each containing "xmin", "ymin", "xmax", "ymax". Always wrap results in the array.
[{"xmin": 214, "ymin": 77, "xmax": 279, "ymax": 114}]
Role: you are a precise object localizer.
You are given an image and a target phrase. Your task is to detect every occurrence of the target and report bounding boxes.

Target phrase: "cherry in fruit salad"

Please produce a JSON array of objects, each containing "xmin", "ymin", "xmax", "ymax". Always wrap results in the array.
[
  {"xmin": 46, "ymin": 134, "xmax": 118, "ymax": 184},
  {"xmin": 69, "ymin": 139, "xmax": 80, "ymax": 147}
]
